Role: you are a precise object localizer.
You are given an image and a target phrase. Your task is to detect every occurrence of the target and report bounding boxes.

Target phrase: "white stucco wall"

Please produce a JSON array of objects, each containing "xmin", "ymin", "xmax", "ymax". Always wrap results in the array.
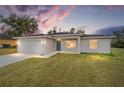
[
  {"xmin": 44, "ymin": 38, "xmax": 56, "ymax": 55},
  {"xmin": 80, "ymin": 39, "xmax": 111, "ymax": 53},
  {"xmin": 17, "ymin": 37, "xmax": 56, "ymax": 55}
]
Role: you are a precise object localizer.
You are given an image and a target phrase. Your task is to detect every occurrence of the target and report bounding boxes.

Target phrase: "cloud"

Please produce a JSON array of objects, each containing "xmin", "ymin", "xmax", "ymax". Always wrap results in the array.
[
  {"xmin": 77, "ymin": 5, "xmax": 124, "ymax": 14},
  {"xmin": 104, "ymin": 5, "xmax": 124, "ymax": 11},
  {"xmin": 16, "ymin": 5, "xmax": 38, "ymax": 12},
  {"xmin": 4, "ymin": 6, "xmax": 16, "ymax": 14},
  {"xmin": 1, "ymin": 5, "xmax": 75, "ymax": 33},
  {"xmin": 37, "ymin": 9, "xmax": 49, "ymax": 15},
  {"xmin": 32, "ymin": 5, "xmax": 61, "ymax": 32},
  {"xmin": 40, "ymin": 5, "xmax": 75, "ymax": 29},
  {"xmin": 37, "ymin": 5, "xmax": 59, "ymax": 16}
]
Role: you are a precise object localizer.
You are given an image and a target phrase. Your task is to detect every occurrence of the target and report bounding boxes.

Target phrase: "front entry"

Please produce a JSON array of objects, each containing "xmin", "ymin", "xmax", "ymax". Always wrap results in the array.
[{"xmin": 56, "ymin": 40, "xmax": 61, "ymax": 51}]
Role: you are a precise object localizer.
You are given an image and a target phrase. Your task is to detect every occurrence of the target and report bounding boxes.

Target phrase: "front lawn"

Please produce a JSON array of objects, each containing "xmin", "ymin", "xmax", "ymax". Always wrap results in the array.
[
  {"xmin": 0, "ymin": 48, "xmax": 124, "ymax": 87},
  {"xmin": 0, "ymin": 48, "xmax": 16, "ymax": 56}
]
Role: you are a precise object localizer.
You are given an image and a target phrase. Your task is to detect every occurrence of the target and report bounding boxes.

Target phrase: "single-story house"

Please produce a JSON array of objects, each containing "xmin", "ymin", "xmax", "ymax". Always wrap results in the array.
[
  {"xmin": 0, "ymin": 39, "xmax": 16, "ymax": 48},
  {"xmin": 0, "ymin": 33, "xmax": 16, "ymax": 48},
  {"xmin": 15, "ymin": 33, "xmax": 114, "ymax": 57}
]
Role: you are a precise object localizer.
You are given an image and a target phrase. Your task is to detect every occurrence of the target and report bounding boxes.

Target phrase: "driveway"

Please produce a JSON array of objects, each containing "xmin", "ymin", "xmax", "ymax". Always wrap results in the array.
[
  {"xmin": 0, "ymin": 53, "xmax": 34, "ymax": 67},
  {"xmin": 0, "ymin": 52, "xmax": 57, "ymax": 67}
]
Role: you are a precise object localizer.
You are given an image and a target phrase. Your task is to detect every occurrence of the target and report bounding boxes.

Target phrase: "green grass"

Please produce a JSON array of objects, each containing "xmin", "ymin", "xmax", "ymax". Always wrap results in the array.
[
  {"xmin": 0, "ymin": 48, "xmax": 16, "ymax": 55},
  {"xmin": 0, "ymin": 48, "xmax": 124, "ymax": 87}
]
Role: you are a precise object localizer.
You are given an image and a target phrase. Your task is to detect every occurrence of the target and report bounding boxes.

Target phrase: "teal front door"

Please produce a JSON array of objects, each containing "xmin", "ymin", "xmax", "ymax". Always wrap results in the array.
[{"xmin": 56, "ymin": 40, "xmax": 61, "ymax": 51}]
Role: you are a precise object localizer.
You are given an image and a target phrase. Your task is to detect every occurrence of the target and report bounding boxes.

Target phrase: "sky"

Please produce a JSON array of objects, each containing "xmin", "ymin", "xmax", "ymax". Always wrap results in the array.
[{"xmin": 0, "ymin": 5, "xmax": 124, "ymax": 34}]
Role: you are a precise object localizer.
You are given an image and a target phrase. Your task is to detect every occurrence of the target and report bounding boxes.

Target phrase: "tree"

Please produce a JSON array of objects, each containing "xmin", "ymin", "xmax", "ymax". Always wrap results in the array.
[
  {"xmin": 76, "ymin": 29, "xmax": 85, "ymax": 35},
  {"xmin": 53, "ymin": 27, "xmax": 57, "ymax": 34},
  {"xmin": 48, "ymin": 29, "xmax": 52, "ymax": 34},
  {"xmin": 70, "ymin": 28, "xmax": 75, "ymax": 33},
  {"xmin": 111, "ymin": 29, "xmax": 124, "ymax": 48},
  {"xmin": 0, "ymin": 14, "xmax": 38, "ymax": 37}
]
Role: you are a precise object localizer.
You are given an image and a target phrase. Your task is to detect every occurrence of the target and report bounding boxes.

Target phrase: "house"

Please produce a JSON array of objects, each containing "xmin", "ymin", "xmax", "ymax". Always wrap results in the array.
[
  {"xmin": 0, "ymin": 39, "xmax": 16, "ymax": 48},
  {"xmin": 15, "ymin": 33, "xmax": 114, "ymax": 57},
  {"xmin": 0, "ymin": 33, "xmax": 16, "ymax": 48}
]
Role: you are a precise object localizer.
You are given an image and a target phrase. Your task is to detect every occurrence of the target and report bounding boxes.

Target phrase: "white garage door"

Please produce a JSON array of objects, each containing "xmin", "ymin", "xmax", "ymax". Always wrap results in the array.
[{"xmin": 17, "ymin": 39, "xmax": 45, "ymax": 54}]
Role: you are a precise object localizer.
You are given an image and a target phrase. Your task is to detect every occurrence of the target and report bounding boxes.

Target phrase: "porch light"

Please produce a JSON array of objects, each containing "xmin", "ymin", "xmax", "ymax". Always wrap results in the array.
[
  {"xmin": 17, "ymin": 40, "xmax": 21, "ymax": 46},
  {"xmin": 57, "ymin": 38, "xmax": 61, "ymax": 41}
]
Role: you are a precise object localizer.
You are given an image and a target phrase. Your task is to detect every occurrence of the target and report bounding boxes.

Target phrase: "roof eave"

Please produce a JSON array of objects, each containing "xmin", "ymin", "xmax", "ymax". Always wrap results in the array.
[
  {"xmin": 81, "ymin": 36, "xmax": 115, "ymax": 39},
  {"xmin": 14, "ymin": 35, "xmax": 55, "ymax": 39}
]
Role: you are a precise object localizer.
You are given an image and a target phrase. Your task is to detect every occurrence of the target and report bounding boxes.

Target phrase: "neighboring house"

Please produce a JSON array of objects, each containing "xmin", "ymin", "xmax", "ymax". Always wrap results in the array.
[
  {"xmin": 15, "ymin": 33, "xmax": 114, "ymax": 56},
  {"xmin": 0, "ymin": 39, "xmax": 16, "ymax": 48},
  {"xmin": 0, "ymin": 33, "xmax": 16, "ymax": 48}
]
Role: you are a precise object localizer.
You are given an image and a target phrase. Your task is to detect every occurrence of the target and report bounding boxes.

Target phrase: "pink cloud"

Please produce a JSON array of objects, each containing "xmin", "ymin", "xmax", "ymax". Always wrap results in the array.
[
  {"xmin": 43, "ymin": 5, "xmax": 59, "ymax": 16},
  {"xmin": 42, "ymin": 15, "xmax": 57, "ymax": 28},
  {"xmin": 51, "ymin": 5, "xmax": 60, "ymax": 10},
  {"xmin": 34, "ymin": 5, "xmax": 62, "ymax": 31},
  {"xmin": 41, "ymin": 5, "xmax": 75, "ymax": 29}
]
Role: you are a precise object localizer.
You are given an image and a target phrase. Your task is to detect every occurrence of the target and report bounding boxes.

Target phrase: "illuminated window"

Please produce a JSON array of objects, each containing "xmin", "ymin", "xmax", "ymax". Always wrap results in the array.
[
  {"xmin": 89, "ymin": 40, "xmax": 97, "ymax": 49},
  {"xmin": 65, "ymin": 40, "xmax": 76, "ymax": 49}
]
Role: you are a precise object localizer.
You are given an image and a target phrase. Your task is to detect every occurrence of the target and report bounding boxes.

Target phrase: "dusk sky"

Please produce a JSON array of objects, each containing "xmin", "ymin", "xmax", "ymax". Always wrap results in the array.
[{"xmin": 0, "ymin": 5, "xmax": 124, "ymax": 34}]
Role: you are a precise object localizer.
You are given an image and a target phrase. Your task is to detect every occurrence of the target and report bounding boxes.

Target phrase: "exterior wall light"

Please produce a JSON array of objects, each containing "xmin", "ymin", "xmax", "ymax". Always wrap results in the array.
[
  {"xmin": 57, "ymin": 38, "xmax": 61, "ymax": 41},
  {"xmin": 17, "ymin": 40, "xmax": 21, "ymax": 46}
]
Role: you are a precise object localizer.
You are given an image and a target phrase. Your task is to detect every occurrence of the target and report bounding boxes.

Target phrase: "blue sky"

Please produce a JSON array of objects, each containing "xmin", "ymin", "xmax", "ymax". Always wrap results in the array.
[{"xmin": 0, "ymin": 5, "xmax": 124, "ymax": 34}]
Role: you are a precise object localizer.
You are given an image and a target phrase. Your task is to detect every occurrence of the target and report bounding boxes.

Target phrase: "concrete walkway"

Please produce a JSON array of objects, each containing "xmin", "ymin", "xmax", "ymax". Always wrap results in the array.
[
  {"xmin": 0, "ymin": 52, "xmax": 57, "ymax": 67},
  {"xmin": 0, "ymin": 53, "xmax": 34, "ymax": 67}
]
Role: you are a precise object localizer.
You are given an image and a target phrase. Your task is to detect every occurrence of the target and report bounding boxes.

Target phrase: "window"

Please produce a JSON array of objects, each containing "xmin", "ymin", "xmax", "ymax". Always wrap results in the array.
[
  {"xmin": 89, "ymin": 40, "xmax": 97, "ymax": 49},
  {"xmin": 65, "ymin": 40, "xmax": 76, "ymax": 49}
]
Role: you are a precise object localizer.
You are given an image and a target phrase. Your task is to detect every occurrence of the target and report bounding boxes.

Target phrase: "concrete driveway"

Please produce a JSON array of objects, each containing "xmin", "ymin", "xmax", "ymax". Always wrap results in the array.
[
  {"xmin": 0, "ymin": 52, "xmax": 57, "ymax": 67},
  {"xmin": 0, "ymin": 53, "xmax": 34, "ymax": 67}
]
